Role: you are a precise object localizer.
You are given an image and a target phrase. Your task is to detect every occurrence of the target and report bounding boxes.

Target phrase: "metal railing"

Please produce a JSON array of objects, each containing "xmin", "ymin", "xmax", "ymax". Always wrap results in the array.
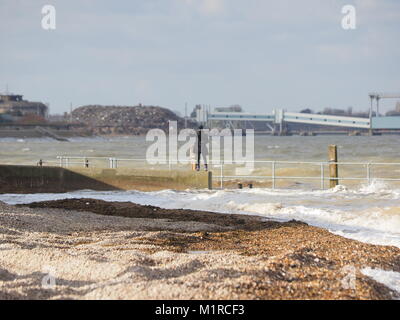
[
  {"xmin": 49, "ymin": 156, "xmax": 400, "ymax": 190},
  {"xmin": 214, "ymin": 160, "xmax": 400, "ymax": 189}
]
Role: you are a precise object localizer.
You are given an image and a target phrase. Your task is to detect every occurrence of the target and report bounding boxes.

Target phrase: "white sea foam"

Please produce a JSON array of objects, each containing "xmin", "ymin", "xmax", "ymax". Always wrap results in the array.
[
  {"xmin": 2, "ymin": 183, "xmax": 400, "ymax": 248},
  {"xmin": 361, "ymin": 268, "xmax": 400, "ymax": 296}
]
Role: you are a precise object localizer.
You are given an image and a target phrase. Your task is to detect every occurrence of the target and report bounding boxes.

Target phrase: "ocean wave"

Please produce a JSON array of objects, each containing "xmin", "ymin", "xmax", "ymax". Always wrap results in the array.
[
  {"xmin": 361, "ymin": 268, "xmax": 400, "ymax": 295},
  {"xmin": 2, "ymin": 183, "xmax": 400, "ymax": 248}
]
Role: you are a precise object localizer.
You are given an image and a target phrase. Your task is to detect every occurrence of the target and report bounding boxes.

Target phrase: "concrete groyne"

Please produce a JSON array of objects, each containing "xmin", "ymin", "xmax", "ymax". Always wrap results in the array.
[{"xmin": 0, "ymin": 165, "xmax": 211, "ymax": 193}]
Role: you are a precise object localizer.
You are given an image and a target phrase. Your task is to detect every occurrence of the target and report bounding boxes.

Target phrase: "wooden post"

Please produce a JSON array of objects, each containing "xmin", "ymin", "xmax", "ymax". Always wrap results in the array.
[
  {"xmin": 328, "ymin": 145, "xmax": 338, "ymax": 188},
  {"xmin": 208, "ymin": 171, "xmax": 212, "ymax": 190}
]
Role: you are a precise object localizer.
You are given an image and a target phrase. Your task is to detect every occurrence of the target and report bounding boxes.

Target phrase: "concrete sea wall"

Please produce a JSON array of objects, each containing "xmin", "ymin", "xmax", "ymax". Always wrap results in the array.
[{"xmin": 0, "ymin": 165, "xmax": 211, "ymax": 193}]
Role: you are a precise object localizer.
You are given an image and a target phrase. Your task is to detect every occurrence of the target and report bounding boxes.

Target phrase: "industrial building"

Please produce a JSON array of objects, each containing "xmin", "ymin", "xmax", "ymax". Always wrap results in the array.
[{"xmin": 0, "ymin": 94, "xmax": 48, "ymax": 119}]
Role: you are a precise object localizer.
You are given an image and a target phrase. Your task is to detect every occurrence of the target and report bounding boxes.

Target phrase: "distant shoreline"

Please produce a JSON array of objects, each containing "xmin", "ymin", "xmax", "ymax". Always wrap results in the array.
[{"xmin": 2, "ymin": 129, "xmax": 400, "ymax": 139}]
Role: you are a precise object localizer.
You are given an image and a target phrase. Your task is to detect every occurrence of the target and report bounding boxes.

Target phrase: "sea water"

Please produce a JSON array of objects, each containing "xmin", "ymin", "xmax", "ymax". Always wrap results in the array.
[
  {"xmin": 1, "ymin": 135, "xmax": 400, "ymax": 248},
  {"xmin": 1, "ymin": 180, "xmax": 400, "ymax": 248}
]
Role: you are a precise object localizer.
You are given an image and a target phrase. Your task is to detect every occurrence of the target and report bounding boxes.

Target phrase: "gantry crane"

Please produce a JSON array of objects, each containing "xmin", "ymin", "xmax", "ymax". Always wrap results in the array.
[{"xmin": 369, "ymin": 92, "xmax": 400, "ymax": 118}]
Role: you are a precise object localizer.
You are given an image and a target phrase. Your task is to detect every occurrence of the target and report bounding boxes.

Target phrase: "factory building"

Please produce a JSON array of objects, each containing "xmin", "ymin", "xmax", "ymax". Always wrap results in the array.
[{"xmin": 0, "ymin": 94, "xmax": 48, "ymax": 119}]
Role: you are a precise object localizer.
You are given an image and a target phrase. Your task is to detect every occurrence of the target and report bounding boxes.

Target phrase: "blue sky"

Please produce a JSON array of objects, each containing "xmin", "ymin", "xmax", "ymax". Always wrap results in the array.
[{"xmin": 1, "ymin": 0, "xmax": 399, "ymax": 114}]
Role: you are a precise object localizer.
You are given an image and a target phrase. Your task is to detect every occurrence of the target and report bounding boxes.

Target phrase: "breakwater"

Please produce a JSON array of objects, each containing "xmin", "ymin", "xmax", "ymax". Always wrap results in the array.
[{"xmin": 0, "ymin": 165, "xmax": 211, "ymax": 193}]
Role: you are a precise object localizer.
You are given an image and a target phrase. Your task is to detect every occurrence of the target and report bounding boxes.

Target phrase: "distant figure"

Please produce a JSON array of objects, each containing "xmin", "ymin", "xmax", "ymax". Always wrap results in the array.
[{"xmin": 195, "ymin": 125, "xmax": 208, "ymax": 171}]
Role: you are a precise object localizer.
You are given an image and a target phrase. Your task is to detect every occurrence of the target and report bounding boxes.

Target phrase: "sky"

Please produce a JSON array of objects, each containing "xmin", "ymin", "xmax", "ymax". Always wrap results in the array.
[{"xmin": 0, "ymin": 0, "xmax": 399, "ymax": 115}]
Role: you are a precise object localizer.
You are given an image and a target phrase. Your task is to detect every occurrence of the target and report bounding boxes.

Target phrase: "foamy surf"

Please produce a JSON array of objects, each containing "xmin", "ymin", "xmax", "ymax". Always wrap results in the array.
[
  {"xmin": 2, "ymin": 182, "xmax": 400, "ymax": 248},
  {"xmin": 361, "ymin": 268, "xmax": 400, "ymax": 296}
]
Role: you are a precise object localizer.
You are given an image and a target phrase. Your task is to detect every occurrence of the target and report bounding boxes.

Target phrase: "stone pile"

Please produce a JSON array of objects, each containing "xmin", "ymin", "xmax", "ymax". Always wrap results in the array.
[{"xmin": 72, "ymin": 105, "xmax": 191, "ymax": 135}]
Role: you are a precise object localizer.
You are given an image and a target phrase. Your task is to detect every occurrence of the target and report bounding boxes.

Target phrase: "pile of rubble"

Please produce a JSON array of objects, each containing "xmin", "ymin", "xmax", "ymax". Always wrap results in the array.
[{"xmin": 72, "ymin": 105, "xmax": 190, "ymax": 135}]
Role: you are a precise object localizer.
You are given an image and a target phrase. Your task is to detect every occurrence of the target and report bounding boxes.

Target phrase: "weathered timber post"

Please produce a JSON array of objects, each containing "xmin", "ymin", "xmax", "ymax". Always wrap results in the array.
[
  {"xmin": 328, "ymin": 145, "xmax": 338, "ymax": 188},
  {"xmin": 208, "ymin": 171, "xmax": 213, "ymax": 190}
]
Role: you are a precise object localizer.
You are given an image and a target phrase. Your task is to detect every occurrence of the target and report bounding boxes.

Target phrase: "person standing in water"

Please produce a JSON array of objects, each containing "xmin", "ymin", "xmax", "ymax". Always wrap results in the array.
[{"xmin": 195, "ymin": 125, "xmax": 208, "ymax": 171}]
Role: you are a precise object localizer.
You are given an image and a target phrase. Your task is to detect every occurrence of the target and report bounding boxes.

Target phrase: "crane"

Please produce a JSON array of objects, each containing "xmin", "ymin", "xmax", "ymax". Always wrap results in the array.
[{"xmin": 369, "ymin": 92, "xmax": 400, "ymax": 118}]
